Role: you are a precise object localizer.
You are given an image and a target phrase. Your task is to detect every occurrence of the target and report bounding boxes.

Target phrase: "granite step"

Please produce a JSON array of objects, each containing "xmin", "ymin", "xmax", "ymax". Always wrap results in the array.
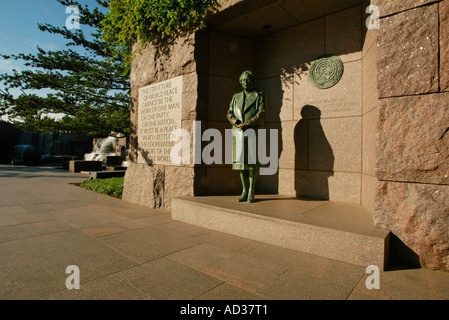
[
  {"xmin": 105, "ymin": 166, "xmax": 128, "ymax": 171},
  {"xmin": 88, "ymin": 170, "xmax": 126, "ymax": 179},
  {"xmin": 171, "ymin": 195, "xmax": 390, "ymax": 270}
]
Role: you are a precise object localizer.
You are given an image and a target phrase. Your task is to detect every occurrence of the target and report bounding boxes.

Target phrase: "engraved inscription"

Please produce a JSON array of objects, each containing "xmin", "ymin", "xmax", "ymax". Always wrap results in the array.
[
  {"xmin": 138, "ymin": 76, "xmax": 182, "ymax": 165},
  {"xmin": 312, "ymin": 97, "xmax": 357, "ymax": 115}
]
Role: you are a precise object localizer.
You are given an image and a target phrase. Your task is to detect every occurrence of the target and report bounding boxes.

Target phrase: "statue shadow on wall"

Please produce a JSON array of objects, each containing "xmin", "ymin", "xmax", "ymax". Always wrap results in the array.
[{"xmin": 294, "ymin": 105, "xmax": 334, "ymax": 200}]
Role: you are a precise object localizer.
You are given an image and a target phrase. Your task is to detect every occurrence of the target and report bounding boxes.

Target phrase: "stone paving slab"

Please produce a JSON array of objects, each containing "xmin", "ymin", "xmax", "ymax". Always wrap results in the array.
[
  {"xmin": 257, "ymin": 269, "xmax": 358, "ymax": 300},
  {"xmin": 114, "ymin": 258, "xmax": 223, "ymax": 300},
  {"xmin": 0, "ymin": 229, "xmax": 138, "ymax": 299},
  {"xmin": 0, "ymin": 219, "xmax": 74, "ymax": 244},
  {"xmin": 0, "ymin": 165, "xmax": 449, "ymax": 301},
  {"xmin": 194, "ymin": 283, "xmax": 267, "ymax": 300},
  {"xmin": 348, "ymin": 267, "xmax": 449, "ymax": 300},
  {"xmin": 167, "ymin": 243, "xmax": 285, "ymax": 292},
  {"xmin": 48, "ymin": 274, "xmax": 146, "ymax": 300}
]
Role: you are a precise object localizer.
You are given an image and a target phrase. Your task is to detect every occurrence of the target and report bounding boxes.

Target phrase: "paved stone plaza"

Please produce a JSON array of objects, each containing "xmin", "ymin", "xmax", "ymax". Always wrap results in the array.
[{"xmin": 0, "ymin": 165, "xmax": 448, "ymax": 300}]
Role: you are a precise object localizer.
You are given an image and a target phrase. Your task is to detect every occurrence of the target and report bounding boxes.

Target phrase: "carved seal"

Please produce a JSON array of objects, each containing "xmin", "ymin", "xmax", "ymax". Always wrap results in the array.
[{"xmin": 309, "ymin": 55, "xmax": 344, "ymax": 89}]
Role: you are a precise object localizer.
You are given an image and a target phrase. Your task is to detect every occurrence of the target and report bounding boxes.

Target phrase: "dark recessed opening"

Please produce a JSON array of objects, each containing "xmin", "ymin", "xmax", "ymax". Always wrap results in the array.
[{"xmin": 263, "ymin": 25, "xmax": 272, "ymax": 29}]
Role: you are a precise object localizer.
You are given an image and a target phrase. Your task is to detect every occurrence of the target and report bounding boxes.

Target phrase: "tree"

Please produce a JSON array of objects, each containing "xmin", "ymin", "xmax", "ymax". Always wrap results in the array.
[
  {"xmin": 100, "ymin": 0, "xmax": 219, "ymax": 72},
  {"xmin": 0, "ymin": 0, "xmax": 130, "ymax": 137}
]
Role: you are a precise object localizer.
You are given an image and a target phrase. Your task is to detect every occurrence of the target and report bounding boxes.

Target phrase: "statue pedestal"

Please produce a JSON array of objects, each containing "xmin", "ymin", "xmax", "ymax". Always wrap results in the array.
[{"xmin": 172, "ymin": 194, "xmax": 390, "ymax": 270}]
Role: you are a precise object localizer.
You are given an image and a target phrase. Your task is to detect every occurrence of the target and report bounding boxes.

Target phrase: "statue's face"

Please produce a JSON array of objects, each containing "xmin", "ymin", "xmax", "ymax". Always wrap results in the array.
[{"xmin": 240, "ymin": 74, "xmax": 255, "ymax": 92}]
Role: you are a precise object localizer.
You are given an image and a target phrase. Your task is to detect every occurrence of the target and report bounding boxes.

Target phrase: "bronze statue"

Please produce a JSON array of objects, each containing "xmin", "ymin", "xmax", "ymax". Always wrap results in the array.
[{"xmin": 227, "ymin": 70, "xmax": 266, "ymax": 203}]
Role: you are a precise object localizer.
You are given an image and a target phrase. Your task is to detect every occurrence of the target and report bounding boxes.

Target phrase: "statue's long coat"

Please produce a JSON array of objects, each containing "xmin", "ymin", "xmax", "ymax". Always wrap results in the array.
[{"xmin": 226, "ymin": 90, "xmax": 266, "ymax": 170}]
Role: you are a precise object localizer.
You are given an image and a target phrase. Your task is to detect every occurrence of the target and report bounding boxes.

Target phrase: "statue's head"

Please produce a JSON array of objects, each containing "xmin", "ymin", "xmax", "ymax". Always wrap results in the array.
[{"xmin": 239, "ymin": 70, "xmax": 256, "ymax": 92}]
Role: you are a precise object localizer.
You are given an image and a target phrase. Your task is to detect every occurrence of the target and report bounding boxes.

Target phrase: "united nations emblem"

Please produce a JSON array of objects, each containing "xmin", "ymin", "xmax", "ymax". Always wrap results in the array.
[{"xmin": 309, "ymin": 55, "xmax": 344, "ymax": 89}]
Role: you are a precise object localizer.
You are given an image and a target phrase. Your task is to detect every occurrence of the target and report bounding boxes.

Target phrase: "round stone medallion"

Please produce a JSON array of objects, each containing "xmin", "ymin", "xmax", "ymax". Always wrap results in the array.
[{"xmin": 309, "ymin": 55, "xmax": 344, "ymax": 89}]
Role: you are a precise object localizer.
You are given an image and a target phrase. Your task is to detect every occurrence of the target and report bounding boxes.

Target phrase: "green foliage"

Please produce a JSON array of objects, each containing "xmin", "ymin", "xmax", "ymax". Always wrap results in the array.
[
  {"xmin": 101, "ymin": 0, "xmax": 219, "ymax": 71},
  {"xmin": 80, "ymin": 177, "xmax": 124, "ymax": 197},
  {"xmin": 0, "ymin": 0, "xmax": 131, "ymax": 136}
]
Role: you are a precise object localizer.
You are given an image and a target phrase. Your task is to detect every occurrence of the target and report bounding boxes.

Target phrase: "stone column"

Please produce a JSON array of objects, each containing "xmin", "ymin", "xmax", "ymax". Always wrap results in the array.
[
  {"xmin": 373, "ymin": 0, "xmax": 449, "ymax": 270},
  {"xmin": 122, "ymin": 32, "xmax": 208, "ymax": 210}
]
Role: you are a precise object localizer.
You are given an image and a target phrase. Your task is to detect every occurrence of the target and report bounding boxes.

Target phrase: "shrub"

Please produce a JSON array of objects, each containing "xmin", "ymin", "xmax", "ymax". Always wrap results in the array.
[{"xmin": 80, "ymin": 177, "xmax": 124, "ymax": 198}]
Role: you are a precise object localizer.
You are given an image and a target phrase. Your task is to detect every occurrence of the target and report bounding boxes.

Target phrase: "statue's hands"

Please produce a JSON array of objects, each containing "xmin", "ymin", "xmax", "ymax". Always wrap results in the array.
[
  {"xmin": 235, "ymin": 121, "xmax": 249, "ymax": 130},
  {"xmin": 239, "ymin": 123, "xmax": 249, "ymax": 130},
  {"xmin": 235, "ymin": 120, "xmax": 243, "ymax": 129}
]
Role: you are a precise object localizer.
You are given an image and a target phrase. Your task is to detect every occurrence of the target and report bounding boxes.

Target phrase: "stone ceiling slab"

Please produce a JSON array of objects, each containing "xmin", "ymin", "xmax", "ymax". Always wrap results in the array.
[
  {"xmin": 211, "ymin": 0, "xmax": 363, "ymax": 38},
  {"xmin": 213, "ymin": 2, "xmax": 298, "ymax": 38},
  {"xmin": 278, "ymin": 0, "xmax": 363, "ymax": 23}
]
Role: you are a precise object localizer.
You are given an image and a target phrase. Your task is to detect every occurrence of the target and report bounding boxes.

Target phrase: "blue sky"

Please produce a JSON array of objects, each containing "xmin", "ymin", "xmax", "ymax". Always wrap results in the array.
[
  {"xmin": 0, "ymin": 0, "xmax": 103, "ymax": 72},
  {"xmin": 0, "ymin": 0, "xmax": 107, "ymax": 120}
]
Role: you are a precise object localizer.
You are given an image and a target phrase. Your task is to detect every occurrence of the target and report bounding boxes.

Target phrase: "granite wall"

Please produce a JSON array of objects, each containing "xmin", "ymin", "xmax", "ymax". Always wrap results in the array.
[{"xmin": 371, "ymin": 0, "xmax": 449, "ymax": 270}]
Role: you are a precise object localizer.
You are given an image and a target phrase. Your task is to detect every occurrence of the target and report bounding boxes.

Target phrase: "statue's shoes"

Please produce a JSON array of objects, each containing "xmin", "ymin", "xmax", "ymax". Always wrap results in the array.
[{"xmin": 237, "ymin": 193, "xmax": 247, "ymax": 202}]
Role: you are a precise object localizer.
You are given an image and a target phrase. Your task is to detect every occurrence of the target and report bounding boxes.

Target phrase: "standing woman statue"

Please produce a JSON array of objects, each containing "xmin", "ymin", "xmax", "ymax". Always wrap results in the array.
[{"xmin": 227, "ymin": 70, "xmax": 266, "ymax": 203}]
